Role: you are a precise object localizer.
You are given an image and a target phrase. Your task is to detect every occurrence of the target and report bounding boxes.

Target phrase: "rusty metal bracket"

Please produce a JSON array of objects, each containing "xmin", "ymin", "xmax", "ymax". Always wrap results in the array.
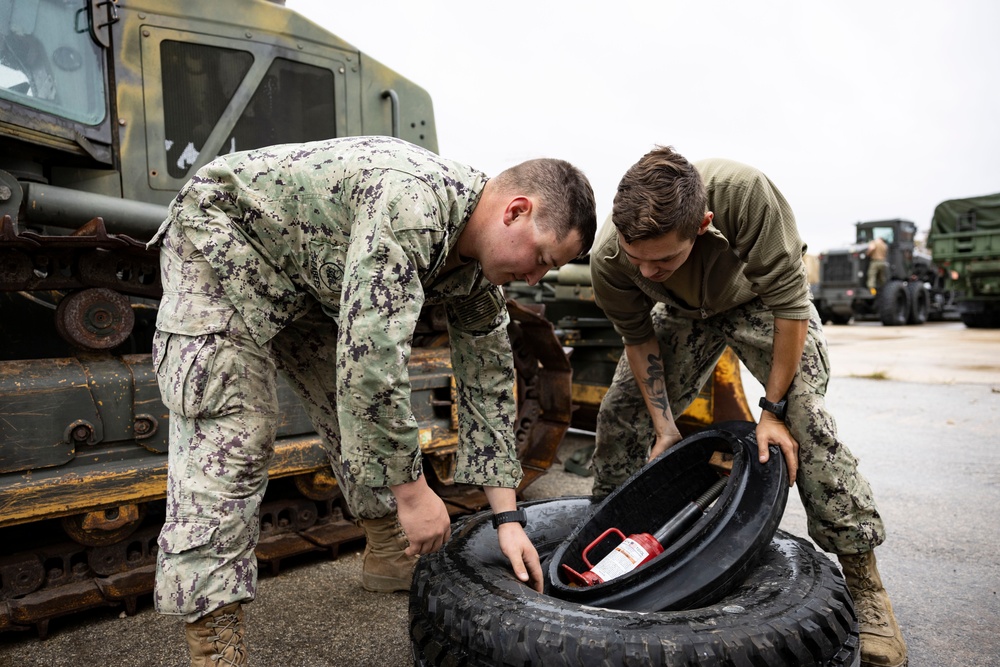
[{"xmin": 506, "ymin": 299, "xmax": 573, "ymax": 493}]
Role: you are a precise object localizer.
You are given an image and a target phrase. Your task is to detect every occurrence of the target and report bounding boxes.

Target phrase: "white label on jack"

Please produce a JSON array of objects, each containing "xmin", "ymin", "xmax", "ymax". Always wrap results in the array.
[{"xmin": 589, "ymin": 538, "xmax": 651, "ymax": 582}]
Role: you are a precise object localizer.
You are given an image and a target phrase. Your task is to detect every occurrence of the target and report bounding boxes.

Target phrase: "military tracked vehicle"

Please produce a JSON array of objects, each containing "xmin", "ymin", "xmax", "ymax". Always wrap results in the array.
[{"xmin": 0, "ymin": 0, "xmax": 576, "ymax": 635}]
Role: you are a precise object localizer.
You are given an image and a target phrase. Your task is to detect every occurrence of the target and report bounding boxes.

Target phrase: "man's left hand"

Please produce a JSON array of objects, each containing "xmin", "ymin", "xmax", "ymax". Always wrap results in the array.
[
  {"xmin": 498, "ymin": 523, "xmax": 543, "ymax": 592},
  {"xmin": 756, "ymin": 413, "xmax": 799, "ymax": 486}
]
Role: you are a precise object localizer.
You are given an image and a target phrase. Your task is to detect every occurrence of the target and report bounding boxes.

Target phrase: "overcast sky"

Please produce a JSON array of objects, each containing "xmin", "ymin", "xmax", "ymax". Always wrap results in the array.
[{"xmin": 289, "ymin": 0, "xmax": 999, "ymax": 254}]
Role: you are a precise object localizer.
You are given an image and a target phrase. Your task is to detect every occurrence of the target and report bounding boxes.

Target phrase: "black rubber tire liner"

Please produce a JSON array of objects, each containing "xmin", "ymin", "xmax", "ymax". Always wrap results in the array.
[{"xmin": 548, "ymin": 420, "xmax": 787, "ymax": 611}]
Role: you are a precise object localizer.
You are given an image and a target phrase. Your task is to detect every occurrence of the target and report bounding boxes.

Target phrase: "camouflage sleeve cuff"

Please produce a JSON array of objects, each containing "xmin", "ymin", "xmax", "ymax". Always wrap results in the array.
[
  {"xmin": 446, "ymin": 312, "xmax": 524, "ymax": 490},
  {"xmin": 453, "ymin": 458, "xmax": 523, "ymax": 488},
  {"xmin": 345, "ymin": 450, "xmax": 423, "ymax": 488}
]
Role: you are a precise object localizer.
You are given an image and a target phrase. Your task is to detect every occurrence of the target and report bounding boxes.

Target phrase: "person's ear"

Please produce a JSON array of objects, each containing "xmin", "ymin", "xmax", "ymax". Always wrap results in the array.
[
  {"xmin": 696, "ymin": 212, "xmax": 713, "ymax": 235},
  {"xmin": 503, "ymin": 196, "xmax": 533, "ymax": 226}
]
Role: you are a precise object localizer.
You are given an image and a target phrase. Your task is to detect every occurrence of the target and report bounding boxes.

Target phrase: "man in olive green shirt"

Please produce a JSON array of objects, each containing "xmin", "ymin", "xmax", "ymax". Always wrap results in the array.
[{"xmin": 590, "ymin": 146, "xmax": 906, "ymax": 667}]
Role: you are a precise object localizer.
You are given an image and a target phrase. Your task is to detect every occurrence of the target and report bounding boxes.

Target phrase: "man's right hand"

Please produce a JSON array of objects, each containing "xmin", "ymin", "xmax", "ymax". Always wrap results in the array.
[
  {"xmin": 497, "ymin": 523, "xmax": 544, "ymax": 592},
  {"xmin": 648, "ymin": 430, "xmax": 684, "ymax": 463},
  {"xmin": 391, "ymin": 475, "xmax": 452, "ymax": 556}
]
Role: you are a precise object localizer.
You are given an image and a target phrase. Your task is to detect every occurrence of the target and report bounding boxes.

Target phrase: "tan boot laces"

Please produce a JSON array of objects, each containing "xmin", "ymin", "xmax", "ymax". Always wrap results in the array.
[
  {"xmin": 206, "ymin": 609, "xmax": 246, "ymax": 666},
  {"xmin": 189, "ymin": 605, "xmax": 247, "ymax": 667}
]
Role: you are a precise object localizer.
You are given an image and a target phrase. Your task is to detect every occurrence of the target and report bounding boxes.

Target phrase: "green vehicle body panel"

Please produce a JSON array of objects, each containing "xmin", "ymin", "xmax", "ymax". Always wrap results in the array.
[
  {"xmin": 928, "ymin": 193, "xmax": 1000, "ymax": 326},
  {"xmin": 1, "ymin": 0, "xmax": 436, "ymax": 230}
]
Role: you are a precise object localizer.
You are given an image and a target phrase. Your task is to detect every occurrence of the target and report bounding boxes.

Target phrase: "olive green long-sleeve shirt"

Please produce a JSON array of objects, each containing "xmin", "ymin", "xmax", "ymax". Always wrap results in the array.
[{"xmin": 591, "ymin": 158, "xmax": 812, "ymax": 345}]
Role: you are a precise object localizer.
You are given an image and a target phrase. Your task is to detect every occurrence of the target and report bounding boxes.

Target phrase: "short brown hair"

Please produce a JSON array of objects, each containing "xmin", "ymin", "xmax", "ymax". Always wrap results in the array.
[
  {"xmin": 493, "ymin": 159, "xmax": 597, "ymax": 255},
  {"xmin": 612, "ymin": 146, "xmax": 706, "ymax": 243}
]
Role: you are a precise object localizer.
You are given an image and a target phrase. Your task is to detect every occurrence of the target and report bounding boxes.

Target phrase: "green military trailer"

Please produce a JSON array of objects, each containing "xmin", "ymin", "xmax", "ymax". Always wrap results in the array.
[{"xmin": 927, "ymin": 192, "xmax": 1000, "ymax": 328}]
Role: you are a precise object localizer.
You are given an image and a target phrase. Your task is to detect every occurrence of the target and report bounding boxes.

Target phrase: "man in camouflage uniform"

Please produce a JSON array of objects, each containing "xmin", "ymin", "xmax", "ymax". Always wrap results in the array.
[
  {"xmin": 589, "ymin": 146, "xmax": 906, "ymax": 667},
  {"xmin": 149, "ymin": 136, "xmax": 596, "ymax": 666}
]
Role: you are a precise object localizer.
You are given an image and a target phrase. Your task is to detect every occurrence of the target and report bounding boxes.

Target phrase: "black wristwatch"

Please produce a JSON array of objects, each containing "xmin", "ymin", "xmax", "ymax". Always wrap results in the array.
[
  {"xmin": 491, "ymin": 509, "xmax": 527, "ymax": 529},
  {"xmin": 758, "ymin": 396, "xmax": 788, "ymax": 421}
]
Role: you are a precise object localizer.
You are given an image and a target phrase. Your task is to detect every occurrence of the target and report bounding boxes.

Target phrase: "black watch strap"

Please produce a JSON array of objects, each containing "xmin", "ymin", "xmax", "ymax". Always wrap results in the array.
[
  {"xmin": 491, "ymin": 509, "xmax": 527, "ymax": 529},
  {"xmin": 758, "ymin": 396, "xmax": 788, "ymax": 421}
]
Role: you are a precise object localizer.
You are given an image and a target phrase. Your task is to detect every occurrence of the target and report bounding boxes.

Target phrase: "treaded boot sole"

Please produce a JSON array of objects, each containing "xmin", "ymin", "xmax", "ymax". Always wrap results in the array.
[
  {"xmin": 861, "ymin": 658, "xmax": 907, "ymax": 667},
  {"xmin": 362, "ymin": 570, "xmax": 412, "ymax": 593}
]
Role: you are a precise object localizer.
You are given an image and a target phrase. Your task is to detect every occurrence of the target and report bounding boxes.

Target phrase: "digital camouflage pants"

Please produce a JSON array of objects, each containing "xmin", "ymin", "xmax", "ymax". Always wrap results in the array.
[
  {"xmin": 152, "ymin": 224, "xmax": 397, "ymax": 622},
  {"xmin": 592, "ymin": 299, "xmax": 886, "ymax": 556}
]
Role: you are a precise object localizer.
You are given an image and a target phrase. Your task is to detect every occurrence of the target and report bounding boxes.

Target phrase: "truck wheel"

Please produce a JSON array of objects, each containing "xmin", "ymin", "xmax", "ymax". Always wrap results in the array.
[
  {"xmin": 906, "ymin": 283, "xmax": 930, "ymax": 324},
  {"xmin": 878, "ymin": 280, "xmax": 910, "ymax": 326},
  {"xmin": 410, "ymin": 497, "xmax": 860, "ymax": 667}
]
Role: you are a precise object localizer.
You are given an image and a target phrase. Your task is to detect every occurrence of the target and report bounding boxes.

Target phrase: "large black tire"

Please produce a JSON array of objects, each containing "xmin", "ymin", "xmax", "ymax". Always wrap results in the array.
[
  {"xmin": 817, "ymin": 304, "xmax": 850, "ymax": 325},
  {"xmin": 410, "ymin": 497, "xmax": 860, "ymax": 667},
  {"xmin": 878, "ymin": 280, "xmax": 910, "ymax": 326},
  {"xmin": 906, "ymin": 283, "xmax": 929, "ymax": 325},
  {"xmin": 961, "ymin": 310, "xmax": 1000, "ymax": 328},
  {"xmin": 548, "ymin": 421, "xmax": 787, "ymax": 611}
]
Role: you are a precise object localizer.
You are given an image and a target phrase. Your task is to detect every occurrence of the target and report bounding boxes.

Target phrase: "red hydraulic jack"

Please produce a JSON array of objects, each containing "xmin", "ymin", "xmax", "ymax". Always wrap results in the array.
[{"xmin": 562, "ymin": 476, "xmax": 728, "ymax": 586}]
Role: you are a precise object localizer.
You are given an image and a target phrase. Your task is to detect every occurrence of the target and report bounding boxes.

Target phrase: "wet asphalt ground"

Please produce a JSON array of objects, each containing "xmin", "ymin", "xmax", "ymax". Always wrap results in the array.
[{"xmin": 0, "ymin": 321, "xmax": 997, "ymax": 666}]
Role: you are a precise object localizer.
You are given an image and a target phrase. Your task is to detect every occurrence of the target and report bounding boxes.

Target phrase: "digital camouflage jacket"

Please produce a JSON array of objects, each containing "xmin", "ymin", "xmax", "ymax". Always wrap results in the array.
[{"xmin": 150, "ymin": 136, "xmax": 523, "ymax": 490}]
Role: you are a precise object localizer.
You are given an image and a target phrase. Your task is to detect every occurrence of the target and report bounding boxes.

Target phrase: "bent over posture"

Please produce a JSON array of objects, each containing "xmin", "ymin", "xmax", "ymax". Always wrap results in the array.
[
  {"xmin": 149, "ymin": 136, "xmax": 596, "ymax": 665},
  {"xmin": 589, "ymin": 146, "xmax": 906, "ymax": 667}
]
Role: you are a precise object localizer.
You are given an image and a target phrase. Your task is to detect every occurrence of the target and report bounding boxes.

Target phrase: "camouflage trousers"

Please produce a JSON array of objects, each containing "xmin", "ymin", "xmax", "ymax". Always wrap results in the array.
[
  {"xmin": 867, "ymin": 260, "xmax": 889, "ymax": 290},
  {"xmin": 592, "ymin": 299, "xmax": 886, "ymax": 556},
  {"xmin": 152, "ymin": 223, "xmax": 396, "ymax": 621}
]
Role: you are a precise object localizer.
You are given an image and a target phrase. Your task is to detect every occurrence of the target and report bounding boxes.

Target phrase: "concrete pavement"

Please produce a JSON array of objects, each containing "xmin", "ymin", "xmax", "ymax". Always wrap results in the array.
[{"xmin": 1, "ymin": 321, "xmax": 997, "ymax": 666}]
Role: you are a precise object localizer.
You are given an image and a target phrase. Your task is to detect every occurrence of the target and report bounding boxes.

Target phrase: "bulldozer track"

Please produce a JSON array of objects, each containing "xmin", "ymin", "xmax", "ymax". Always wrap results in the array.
[{"xmin": 0, "ymin": 482, "xmax": 495, "ymax": 638}]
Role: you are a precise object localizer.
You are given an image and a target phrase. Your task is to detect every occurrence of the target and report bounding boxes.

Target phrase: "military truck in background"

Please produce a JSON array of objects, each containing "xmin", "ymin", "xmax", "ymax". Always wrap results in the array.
[
  {"xmin": 0, "ymin": 0, "xmax": 575, "ymax": 635},
  {"xmin": 927, "ymin": 192, "xmax": 1000, "ymax": 328},
  {"xmin": 813, "ymin": 218, "xmax": 955, "ymax": 326}
]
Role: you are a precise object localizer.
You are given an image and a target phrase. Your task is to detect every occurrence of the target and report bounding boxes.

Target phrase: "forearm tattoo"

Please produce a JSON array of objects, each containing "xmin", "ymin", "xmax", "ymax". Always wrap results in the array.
[{"xmin": 643, "ymin": 353, "xmax": 670, "ymax": 418}]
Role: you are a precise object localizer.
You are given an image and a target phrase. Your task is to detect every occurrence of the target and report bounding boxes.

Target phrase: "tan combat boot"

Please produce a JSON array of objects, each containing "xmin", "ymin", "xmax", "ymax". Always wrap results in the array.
[
  {"xmin": 185, "ymin": 602, "xmax": 248, "ymax": 667},
  {"xmin": 838, "ymin": 551, "xmax": 908, "ymax": 667},
  {"xmin": 359, "ymin": 514, "xmax": 418, "ymax": 593}
]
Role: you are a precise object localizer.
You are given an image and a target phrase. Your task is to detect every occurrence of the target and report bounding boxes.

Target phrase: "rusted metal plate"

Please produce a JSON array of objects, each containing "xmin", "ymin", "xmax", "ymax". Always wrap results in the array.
[
  {"xmin": 507, "ymin": 300, "xmax": 574, "ymax": 493},
  {"xmin": 0, "ymin": 435, "xmax": 330, "ymax": 529},
  {"xmin": 0, "ymin": 358, "xmax": 90, "ymax": 473},
  {"xmin": 55, "ymin": 288, "xmax": 135, "ymax": 350}
]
